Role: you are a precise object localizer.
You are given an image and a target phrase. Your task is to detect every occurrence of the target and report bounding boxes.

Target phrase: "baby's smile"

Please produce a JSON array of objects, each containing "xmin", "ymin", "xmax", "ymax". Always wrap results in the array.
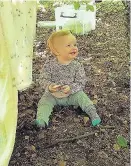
[{"xmin": 69, "ymin": 50, "xmax": 77, "ymax": 55}]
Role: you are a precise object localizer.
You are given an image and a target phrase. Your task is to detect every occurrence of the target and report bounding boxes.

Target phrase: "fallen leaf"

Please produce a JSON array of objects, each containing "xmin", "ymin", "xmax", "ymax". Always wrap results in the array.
[
  {"xmin": 83, "ymin": 117, "xmax": 89, "ymax": 125},
  {"xmin": 63, "ymin": 129, "xmax": 67, "ymax": 132},
  {"xmin": 19, "ymin": 113, "xmax": 25, "ymax": 118},
  {"xmin": 53, "ymin": 126, "xmax": 57, "ymax": 130},
  {"xmin": 31, "ymin": 153, "xmax": 37, "ymax": 158},
  {"xmin": 96, "ymin": 42, "xmax": 102, "ymax": 46},
  {"xmin": 24, "ymin": 145, "xmax": 36, "ymax": 152},
  {"xmin": 95, "ymin": 132, "xmax": 98, "ymax": 136},
  {"xmin": 16, "ymin": 153, "xmax": 20, "ymax": 157},
  {"xmin": 73, "ymin": 118, "xmax": 80, "ymax": 123},
  {"xmin": 52, "ymin": 118, "xmax": 59, "ymax": 123},
  {"xmin": 123, "ymin": 120, "xmax": 128, "ymax": 125},
  {"xmin": 117, "ymin": 135, "xmax": 128, "ymax": 148},
  {"xmin": 38, "ymin": 132, "xmax": 45, "ymax": 139},
  {"xmin": 77, "ymin": 140, "xmax": 83, "ymax": 144},
  {"xmin": 98, "ymin": 151, "xmax": 108, "ymax": 158},
  {"xmin": 31, "ymin": 145, "xmax": 36, "ymax": 151},
  {"xmin": 25, "ymin": 136, "xmax": 29, "ymax": 140},
  {"xmin": 58, "ymin": 160, "xmax": 66, "ymax": 166},
  {"xmin": 25, "ymin": 109, "xmax": 34, "ymax": 115},
  {"xmin": 113, "ymin": 144, "xmax": 120, "ymax": 151},
  {"xmin": 92, "ymin": 99, "xmax": 98, "ymax": 105},
  {"xmin": 94, "ymin": 95, "xmax": 98, "ymax": 99},
  {"xmin": 108, "ymin": 113, "xmax": 113, "ymax": 117},
  {"xmin": 100, "ymin": 128, "xmax": 106, "ymax": 132},
  {"xmin": 53, "ymin": 159, "xmax": 58, "ymax": 164},
  {"xmin": 97, "ymin": 69, "xmax": 101, "ymax": 73}
]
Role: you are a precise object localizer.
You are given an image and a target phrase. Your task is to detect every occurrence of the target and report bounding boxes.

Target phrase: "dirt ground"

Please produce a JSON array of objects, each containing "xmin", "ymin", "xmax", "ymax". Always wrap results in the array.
[{"xmin": 9, "ymin": 1, "xmax": 130, "ymax": 166}]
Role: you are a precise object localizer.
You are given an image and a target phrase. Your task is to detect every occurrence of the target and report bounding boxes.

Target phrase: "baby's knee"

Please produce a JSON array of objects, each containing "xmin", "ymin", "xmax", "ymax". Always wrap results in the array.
[
  {"xmin": 75, "ymin": 91, "xmax": 93, "ymax": 105},
  {"xmin": 38, "ymin": 95, "xmax": 56, "ymax": 107},
  {"xmin": 75, "ymin": 91, "xmax": 87, "ymax": 99}
]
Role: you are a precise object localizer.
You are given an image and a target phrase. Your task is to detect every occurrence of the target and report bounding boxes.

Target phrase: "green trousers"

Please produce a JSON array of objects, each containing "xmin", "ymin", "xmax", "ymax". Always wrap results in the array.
[{"xmin": 36, "ymin": 91, "xmax": 101, "ymax": 126}]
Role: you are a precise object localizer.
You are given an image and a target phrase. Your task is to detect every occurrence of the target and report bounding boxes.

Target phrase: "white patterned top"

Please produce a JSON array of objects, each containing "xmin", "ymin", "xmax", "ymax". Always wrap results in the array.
[{"xmin": 39, "ymin": 56, "xmax": 87, "ymax": 95}]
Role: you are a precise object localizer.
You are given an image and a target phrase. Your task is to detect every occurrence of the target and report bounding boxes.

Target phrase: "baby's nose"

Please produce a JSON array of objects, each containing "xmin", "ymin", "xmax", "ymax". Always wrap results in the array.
[{"xmin": 72, "ymin": 48, "xmax": 77, "ymax": 51}]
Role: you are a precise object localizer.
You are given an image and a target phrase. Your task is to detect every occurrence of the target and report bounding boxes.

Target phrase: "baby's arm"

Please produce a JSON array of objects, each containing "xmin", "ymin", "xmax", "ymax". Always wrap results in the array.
[
  {"xmin": 39, "ymin": 59, "xmax": 61, "ymax": 92},
  {"xmin": 70, "ymin": 62, "xmax": 86, "ymax": 94},
  {"xmin": 39, "ymin": 59, "xmax": 52, "ymax": 90}
]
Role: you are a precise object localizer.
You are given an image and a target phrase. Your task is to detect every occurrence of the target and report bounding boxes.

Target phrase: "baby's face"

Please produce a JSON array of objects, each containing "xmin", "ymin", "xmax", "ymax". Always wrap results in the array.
[{"xmin": 53, "ymin": 34, "xmax": 78, "ymax": 60}]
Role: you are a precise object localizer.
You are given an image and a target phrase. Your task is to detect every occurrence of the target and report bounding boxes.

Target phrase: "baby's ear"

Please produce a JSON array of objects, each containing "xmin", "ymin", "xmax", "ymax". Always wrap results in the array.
[
  {"xmin": 54, "ymin": 51, "xmax": 60, "ymax": 56},
  {"xmin": 52, "ymin": 48, "xmax": 59, "ymax": 56}
]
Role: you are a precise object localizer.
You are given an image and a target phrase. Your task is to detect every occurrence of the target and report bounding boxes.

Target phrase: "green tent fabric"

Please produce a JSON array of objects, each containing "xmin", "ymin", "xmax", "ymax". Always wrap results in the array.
[{"xmin": 0, "ymin": 1, "xmax": 37, "ymax": 165}]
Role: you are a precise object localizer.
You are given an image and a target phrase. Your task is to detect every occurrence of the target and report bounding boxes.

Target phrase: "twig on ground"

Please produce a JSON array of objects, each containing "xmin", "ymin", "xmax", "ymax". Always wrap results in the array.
[
  {"xmin": 45, "ymin": 131, "xmax": 96, "ymax": 148},
  {"xmin": 99, "ymin": 125, "xmax": 115, "ymax": 129},
  {"xmin": 45, "ymin": 125, "xmax": 115, "ymax": 148}
]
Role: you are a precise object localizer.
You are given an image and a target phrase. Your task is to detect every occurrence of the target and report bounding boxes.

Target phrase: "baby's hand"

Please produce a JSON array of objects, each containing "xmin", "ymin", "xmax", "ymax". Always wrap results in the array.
[
  {"xmin": 48, "ymin": 84, "xmax": 61, "ymax": 93},
  {"xmin": 61, "ymin": 85, "xmax": 71, "ymax": 94}
]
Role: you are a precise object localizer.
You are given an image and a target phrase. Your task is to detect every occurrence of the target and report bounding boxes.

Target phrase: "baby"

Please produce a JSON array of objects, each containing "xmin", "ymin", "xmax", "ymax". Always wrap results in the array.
[{"xmin": 34, "ymin": 30, "xmax": 101, "ymax": 128}]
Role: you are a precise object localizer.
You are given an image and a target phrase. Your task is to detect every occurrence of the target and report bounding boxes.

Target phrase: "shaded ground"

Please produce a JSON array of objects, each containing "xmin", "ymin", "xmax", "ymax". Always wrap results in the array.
[{"xmin": 10, "ymin": 1, "xmax": 130, "ymax": 166}]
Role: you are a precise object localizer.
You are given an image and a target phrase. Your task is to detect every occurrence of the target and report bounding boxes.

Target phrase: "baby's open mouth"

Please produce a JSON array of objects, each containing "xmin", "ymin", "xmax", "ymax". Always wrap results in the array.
[{"xmin": 70, "ymin": 51, "xmax": 77, "ymax": 55}]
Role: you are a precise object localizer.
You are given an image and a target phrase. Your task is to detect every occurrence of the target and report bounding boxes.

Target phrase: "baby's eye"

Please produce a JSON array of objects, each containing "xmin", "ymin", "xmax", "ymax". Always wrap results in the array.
[
  {"xmin": 74, "ymin": 43, "xmax": 77, "ymax": 46},
  {"xmin": 66, "ymin": 44, "xmax": 71, "ymax": 47}
]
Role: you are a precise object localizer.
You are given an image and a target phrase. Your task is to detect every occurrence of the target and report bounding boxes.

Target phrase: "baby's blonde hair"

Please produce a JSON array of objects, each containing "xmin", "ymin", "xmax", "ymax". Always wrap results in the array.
[{"xmin": 47, "ymin": 30, "xmax": 71, "ymax": 56}]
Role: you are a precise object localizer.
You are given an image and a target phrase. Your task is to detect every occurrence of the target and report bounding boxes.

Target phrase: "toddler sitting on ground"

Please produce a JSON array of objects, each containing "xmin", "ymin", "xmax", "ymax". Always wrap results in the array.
[{"xmin": 34, "ymin": 30, "xmax": 101, "ymax": 128}]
